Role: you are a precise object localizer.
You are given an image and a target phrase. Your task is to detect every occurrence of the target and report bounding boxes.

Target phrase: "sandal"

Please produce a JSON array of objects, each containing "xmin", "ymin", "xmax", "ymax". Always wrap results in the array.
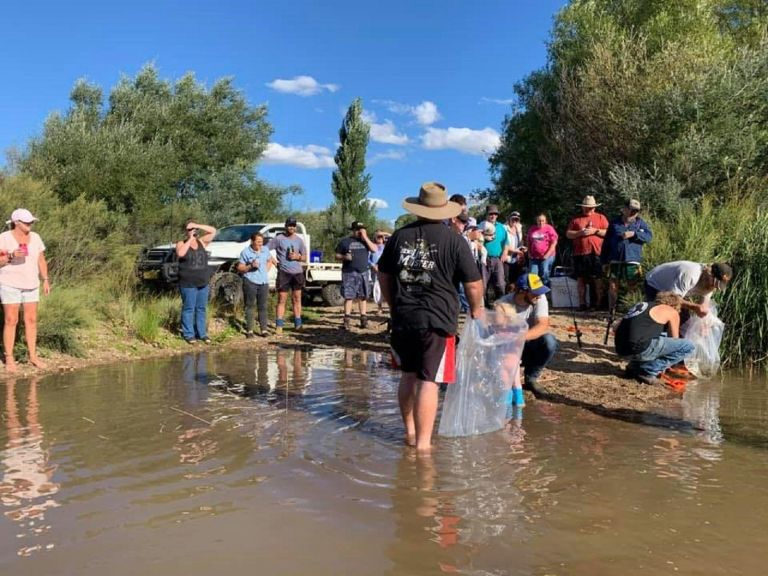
[{"xmin": 659, "ymin": 372, "xmax": 687, "ymax": 393}]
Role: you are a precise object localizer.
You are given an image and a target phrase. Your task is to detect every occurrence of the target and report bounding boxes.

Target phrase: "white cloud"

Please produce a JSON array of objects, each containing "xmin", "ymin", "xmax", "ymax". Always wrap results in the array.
[
  {"xmin": 376, "ymin": 99, "xmax": 441, "ymax": 125},
  {"xmin": 480, "ymin": 97, "xmax": 515, "ymax": 105},
  {"xmin": 362, "ymin": 111, "xmax": 409, "ymax": 145},
  {"xmin": 370, "ymin": 121, "xmax": 409, "ymax": 145},
  {"xmin": 370, "ymin": 149, "xmax": 407, "ymax": 164},
  {"xmin": 421, "ymin": 127, "xmax": 501, "ymax": 156},
  {"xmin": 368, "ymin": 197, "xmax": 389, "ymax": 210},
  {"xmin": 262, "ymin": 143, "xmax": 335, "ymax": 169},
  {"xmin": 412, "ymin": 101, "xmax": 441, "ymax": 125},
  {"xmin": 266, "ymin": 75, "xmax": 340, "ymax": 97}
]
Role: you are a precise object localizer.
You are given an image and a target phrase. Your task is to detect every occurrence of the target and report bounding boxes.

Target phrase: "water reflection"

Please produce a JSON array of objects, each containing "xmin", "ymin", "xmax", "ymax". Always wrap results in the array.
[
  {"xmin": 2, "ymin": 349, "xmax": 768, "ymax": 575},
  {"xmin": 387, "ymin": 453, "xmax": 474, "ymax": 575},
  {"xmin": 0, "ymin": 377, "xmax": 60, "ymax": 557}
]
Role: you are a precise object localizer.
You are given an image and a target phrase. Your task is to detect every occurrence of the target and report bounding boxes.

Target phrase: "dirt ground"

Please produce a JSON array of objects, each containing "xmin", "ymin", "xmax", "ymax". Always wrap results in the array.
[{"xmin": 0, "ymin": 305, "xmax": 686, "ymax": 426}]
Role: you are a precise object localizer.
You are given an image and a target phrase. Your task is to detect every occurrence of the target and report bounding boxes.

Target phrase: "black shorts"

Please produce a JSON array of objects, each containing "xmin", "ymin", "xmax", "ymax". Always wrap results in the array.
[
  {"xmin": 390, "ymin": 329, "xmax": 456, "ymax": 384},
  {"xmin": 341, "ymin": 271, "xmax": 369, "ymax": 300},
  {"xmin": 573, "ymin": 254, "xmax": 603, "ymax": 279},
  {"xmin": 276, "ymin": 270, "xmax": 305, "ymax": 292}
]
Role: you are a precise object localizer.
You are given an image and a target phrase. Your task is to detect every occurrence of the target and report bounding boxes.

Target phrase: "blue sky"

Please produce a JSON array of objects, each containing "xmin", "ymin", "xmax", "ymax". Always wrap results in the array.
[{"xmin": 2, "ymin": 0, "xmax": 567, "ymax": 223}]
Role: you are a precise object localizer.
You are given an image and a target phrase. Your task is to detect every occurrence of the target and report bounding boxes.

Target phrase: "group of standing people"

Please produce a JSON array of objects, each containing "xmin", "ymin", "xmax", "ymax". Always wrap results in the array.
[
  {"xmin": 0, "ymin": 209, "xmax": 50, "ymax": 373},
  {"xmin": 176, "ymin": 216, "xmax": 309, "ymax": 343},
  {"xmin": 464, "ymin": 195, "xmax": 654, "ymax": 313}
]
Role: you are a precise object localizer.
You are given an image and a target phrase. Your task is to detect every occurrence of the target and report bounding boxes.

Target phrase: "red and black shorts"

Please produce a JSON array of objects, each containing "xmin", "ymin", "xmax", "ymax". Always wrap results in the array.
[
  {"xmin": 276, "ymin": 270, "xmax": 305, "ymax": 292},
  {"xmin": 390, "ymin": 329, "xmax": 457, "ymax": 384}
]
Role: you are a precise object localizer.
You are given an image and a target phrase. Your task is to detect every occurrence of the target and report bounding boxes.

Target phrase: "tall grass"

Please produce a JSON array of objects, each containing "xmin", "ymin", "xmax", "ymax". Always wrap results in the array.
[{"xmin": 36, "ymin": 287, "xmax": 95, "ymax": 356}]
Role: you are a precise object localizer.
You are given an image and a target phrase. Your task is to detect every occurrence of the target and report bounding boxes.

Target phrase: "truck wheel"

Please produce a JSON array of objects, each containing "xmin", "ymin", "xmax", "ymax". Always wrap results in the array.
[
  {"xmin": 209, "ymin": 272, "xmax": 243, "ymax": 309},
  {"xmin": 321, "ymin": 283, "xmax": 344, "ymax": 307}
]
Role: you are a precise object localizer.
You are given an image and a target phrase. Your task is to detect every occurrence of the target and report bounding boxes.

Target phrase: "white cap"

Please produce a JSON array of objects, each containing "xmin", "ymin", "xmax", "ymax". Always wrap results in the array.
[
  {"xmin": 7, "ymin": 208, "xmax": 37, "ymax": 225},
  {"xmin": 483, "ymin": 222, "xmax": 496, "ymax": 235}
]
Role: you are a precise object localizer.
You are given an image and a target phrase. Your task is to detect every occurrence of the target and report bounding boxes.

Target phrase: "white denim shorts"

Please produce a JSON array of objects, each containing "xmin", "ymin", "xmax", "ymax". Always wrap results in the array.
[{"xmin": 0, "ymin": 284, "xmax": 40, "ymax": 305}]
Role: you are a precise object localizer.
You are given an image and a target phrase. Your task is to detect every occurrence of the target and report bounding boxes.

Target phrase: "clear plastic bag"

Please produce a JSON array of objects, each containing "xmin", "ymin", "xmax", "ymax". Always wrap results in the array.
[
  {"xmin": 681, "ymin": 303, "xmax": 725, "ymax": 378},
  {"xmin": 438, "ymin": 308, "xmax": 528, "ymax": 437}
]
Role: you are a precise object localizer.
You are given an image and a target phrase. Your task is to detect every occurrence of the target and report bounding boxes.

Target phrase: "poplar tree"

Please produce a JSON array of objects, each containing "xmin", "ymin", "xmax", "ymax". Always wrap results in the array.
[{"xmin": 329, "ymin": 97, "xmax": 373, "ymax": 236}]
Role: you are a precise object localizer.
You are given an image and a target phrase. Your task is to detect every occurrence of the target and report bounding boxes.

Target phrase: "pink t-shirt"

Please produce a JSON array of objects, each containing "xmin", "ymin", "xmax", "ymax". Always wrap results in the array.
[
  {"xmin": 0, "ymin": 231, "xmax": 45, "ymax": 290},
  {"xmin": 526, "ymin": 224, "xmax": 558, "ymax": 259}
]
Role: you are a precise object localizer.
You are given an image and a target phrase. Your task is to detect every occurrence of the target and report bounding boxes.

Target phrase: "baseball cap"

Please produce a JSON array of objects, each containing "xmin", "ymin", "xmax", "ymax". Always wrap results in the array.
[
  {"xmin": 349, "ymin": 220, "xmax": 366, "ymax": 231},
  {"xmin": 483, "ymin": 222, "xmax": 496, "ymax": 236},
  {"xmin": 516, "ymin": 273, "xmax": 550, "ymax": 296},
  {"xmin": 456, "ymin": 212, "xmax": 469, "ymax": 224},
  {"xmin": 509, "ymin": 211, "xmax": 521, "ymax": 219},
  {"xmin": 626, "ymin": 199, "xmax": 641, "ymax": 211},
  {"xmin": 285, "ymin": 216, "xmax": 298, "ymax": 227},
  {"xmin": 8, "ymin": 208, "xmax": 37, "ymax": 225}
]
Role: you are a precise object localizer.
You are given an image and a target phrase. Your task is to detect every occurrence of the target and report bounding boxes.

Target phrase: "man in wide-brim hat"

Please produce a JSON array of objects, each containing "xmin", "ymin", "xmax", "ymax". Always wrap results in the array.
[
  {"xmin": 378, "ymin": 182, "xmax": 485, "ymax": 453},
  {"xmin": 566, "ymin": 195, "xmax": 609, "ymax": 310}
]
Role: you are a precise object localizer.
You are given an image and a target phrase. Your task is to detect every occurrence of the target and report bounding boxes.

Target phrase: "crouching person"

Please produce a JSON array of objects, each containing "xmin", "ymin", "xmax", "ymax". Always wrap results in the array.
[
  {"xmin": 508, "ymin": 273, "xmax": 558, "ymax": 391},
  {"xmin": 615, "ymin": 291, "xmax": 695, "ymax": 387}
]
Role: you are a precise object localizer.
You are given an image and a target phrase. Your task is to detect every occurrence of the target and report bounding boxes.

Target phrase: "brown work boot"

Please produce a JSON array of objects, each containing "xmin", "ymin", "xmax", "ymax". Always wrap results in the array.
[
  {"xmin": 360, "ymin": 315, "xmax": 368, "ymax": 329},
  {"xmin": 343, "ymin": 315, "xmax": 352, "ymax": 330}
]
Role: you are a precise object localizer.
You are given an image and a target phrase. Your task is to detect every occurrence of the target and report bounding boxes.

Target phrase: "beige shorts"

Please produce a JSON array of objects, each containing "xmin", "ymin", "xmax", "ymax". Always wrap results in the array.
[{"xmin": 0, "ymin": 284, "xmax": 40, "ymax": 305}]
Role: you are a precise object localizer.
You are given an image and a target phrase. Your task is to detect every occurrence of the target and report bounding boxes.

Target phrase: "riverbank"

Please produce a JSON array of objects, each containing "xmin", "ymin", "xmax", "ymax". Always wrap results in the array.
[{"xmin": 0, "ymin": 306, "xmax": 686, "ymax": 425}]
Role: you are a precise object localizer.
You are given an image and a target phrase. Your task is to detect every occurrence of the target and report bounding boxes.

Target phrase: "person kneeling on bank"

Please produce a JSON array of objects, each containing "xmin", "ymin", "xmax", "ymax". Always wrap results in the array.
[
  {"xmin": 502, "ymin": 273, "xmax": 558, "ymax": 392},
  {"xmin": 615, "ymin": 292, "xmax": 695, "ymax": 387}
]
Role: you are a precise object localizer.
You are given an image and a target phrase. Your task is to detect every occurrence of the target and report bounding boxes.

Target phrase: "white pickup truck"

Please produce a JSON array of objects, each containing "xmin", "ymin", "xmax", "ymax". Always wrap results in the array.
[{"xmin": 136, "ymin": 221, "xmax": 345, "ymax": 306}]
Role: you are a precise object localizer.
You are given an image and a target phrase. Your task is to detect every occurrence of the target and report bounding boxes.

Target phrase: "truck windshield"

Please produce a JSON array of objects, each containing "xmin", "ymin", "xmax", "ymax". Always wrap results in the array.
[{"xmin": 211, "ymin": 225, "xmax": 264, "ymax": 243}]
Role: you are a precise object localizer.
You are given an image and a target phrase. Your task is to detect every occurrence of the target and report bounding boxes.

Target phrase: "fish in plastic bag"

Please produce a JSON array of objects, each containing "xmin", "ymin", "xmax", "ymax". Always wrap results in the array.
[
  {"xmin": 438, "ymin": 305, "xmax": 528, "ymax": 437},
  {"xmin": 681, "ymin": 303, "xmax": 725, "ymax": 378}
]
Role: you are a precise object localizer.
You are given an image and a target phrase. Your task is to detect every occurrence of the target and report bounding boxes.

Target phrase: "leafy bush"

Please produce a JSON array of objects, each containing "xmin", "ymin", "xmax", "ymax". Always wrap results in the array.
[{"xmin": 36, "ymin": 287, "xmax": 95, "ymax": 356}]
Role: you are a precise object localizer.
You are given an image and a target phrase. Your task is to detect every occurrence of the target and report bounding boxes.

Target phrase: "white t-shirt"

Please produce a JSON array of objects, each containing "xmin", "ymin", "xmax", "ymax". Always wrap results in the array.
[
  {"xmin": 0, "ymin": 231, "xmax": 45, "ymax": 290},
  {"xmin": 646, "ymin": 261, "xmax": 703, "ymax": 297},
  {"xmin": 514, "ymin": 294, "xmax": 549, "ymax": 328}
]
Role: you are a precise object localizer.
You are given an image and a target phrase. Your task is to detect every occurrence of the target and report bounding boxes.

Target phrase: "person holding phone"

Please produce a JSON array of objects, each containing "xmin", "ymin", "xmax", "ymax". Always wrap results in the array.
[
  {"xmin": 175, "ymin": 220, "xmax": 217, "ymax": 344},
  {"xmin": 237, "ymin": 232, "xmax": 276, "ymax": 337}
]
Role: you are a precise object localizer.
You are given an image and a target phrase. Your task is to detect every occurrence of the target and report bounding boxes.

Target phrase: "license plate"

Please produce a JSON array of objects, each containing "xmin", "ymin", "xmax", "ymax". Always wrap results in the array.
[{"xmin": 142, "ymin": 270, "xmax": 160, "ymax": 280}]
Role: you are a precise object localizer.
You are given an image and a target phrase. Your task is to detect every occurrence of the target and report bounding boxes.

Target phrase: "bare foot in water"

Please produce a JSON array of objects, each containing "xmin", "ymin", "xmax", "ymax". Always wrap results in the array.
[
  {"xmin": 29, "ymin": 357, "xmax": 46, "ymax": 369},
  {"xmin": 5, "ymin": 360, "xmax": 18, "ymax": 373},
  {"xmin": 405, "ymin": 434, "xmax": 417, "ymax": 447}
]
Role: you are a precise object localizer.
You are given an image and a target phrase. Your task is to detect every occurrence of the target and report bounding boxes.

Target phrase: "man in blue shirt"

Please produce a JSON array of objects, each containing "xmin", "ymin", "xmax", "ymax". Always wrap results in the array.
[
  {"xmin": 601, "ymin": 199, "xmax": 653, "ymax": 311},
  {"xmin": 478, "ymin": 204, "xmax": 509, "ymax": 305}
]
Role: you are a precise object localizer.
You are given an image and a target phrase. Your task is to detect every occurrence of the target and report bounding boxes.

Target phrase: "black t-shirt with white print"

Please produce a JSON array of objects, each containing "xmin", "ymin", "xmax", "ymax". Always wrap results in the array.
[{"xmin": 378, "ymin": 220, "xmax": 481, "ymax": 335}]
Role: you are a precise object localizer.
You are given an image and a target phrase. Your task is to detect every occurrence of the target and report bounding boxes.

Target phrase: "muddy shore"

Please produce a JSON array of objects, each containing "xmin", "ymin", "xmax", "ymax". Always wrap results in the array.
[{"xmin": 0, "ymin": 306, "xmax": 689, "ymax": 428}]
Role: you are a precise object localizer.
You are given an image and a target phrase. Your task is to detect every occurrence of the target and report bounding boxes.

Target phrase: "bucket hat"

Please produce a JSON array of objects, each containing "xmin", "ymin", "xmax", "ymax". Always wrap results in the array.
[
  {"xmin": 402, "ymin": 182, "xmax": 461, "ymax": 220},
  {"xmin": 577, "ymin": 195, "xmax": 600, "ymax": 207}
]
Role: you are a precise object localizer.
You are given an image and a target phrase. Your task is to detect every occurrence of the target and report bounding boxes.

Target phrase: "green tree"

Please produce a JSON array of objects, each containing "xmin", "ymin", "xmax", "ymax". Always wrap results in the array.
[
  {"xmin": 21, "ymin": 64, "xmax": 281, "ymax": 231},
  {"xmin": 328, "ymin": 98, "xmax": 373, "ymax": 237}
]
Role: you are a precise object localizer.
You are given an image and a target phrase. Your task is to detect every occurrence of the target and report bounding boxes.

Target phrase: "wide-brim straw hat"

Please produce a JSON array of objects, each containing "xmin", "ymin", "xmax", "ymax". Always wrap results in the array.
[
  {"xmin": 402, "ymin": 182, "xmax": 461, "ymax": 220},
  {"xmin": 577, "ymin": 195, "xmax": 601, "ymax": 207}
]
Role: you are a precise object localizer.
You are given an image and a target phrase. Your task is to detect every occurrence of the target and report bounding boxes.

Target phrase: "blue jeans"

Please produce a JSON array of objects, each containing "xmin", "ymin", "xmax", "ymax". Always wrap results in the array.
[
  {"xmin": 179, "ymin": 284, "xmax": 209, "ymax": 340},
  {"xmin": 627, "ymin": 336, "xmax": 695, "ymax": 376},
  {"xmin": 522, "ymin": 333, "xmax": 558, "ymax": 381},
  {"xmin": 530, "ymin": 256, "xmax": 555, "ymax": 286},
  {"xmin": 457, "ymin": 283, "xmax": 469, "ymax": 313}
]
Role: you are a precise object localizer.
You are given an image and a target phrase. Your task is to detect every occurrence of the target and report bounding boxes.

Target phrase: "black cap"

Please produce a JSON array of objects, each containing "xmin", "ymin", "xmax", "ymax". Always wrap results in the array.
[
  {"xmin": 285, "ymin": 217, "xmax": 297, "ymax": 227},
  {"xmin": 350, "ymin": 220, "xmax": 366, "ymax": 231},
  {"xmin": 457, "ymin": 212, "xmax": 469, "ymax": 223},
  {"xmin": 712, "ymin": 262, "xmax": 733, "ymax": 282}
]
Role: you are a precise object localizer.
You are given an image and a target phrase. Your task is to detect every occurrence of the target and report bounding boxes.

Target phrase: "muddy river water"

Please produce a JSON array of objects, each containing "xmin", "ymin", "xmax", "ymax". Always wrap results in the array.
[{"xmin": 2, "ymin": 347, "xmax": 767, "ymax": 575}]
